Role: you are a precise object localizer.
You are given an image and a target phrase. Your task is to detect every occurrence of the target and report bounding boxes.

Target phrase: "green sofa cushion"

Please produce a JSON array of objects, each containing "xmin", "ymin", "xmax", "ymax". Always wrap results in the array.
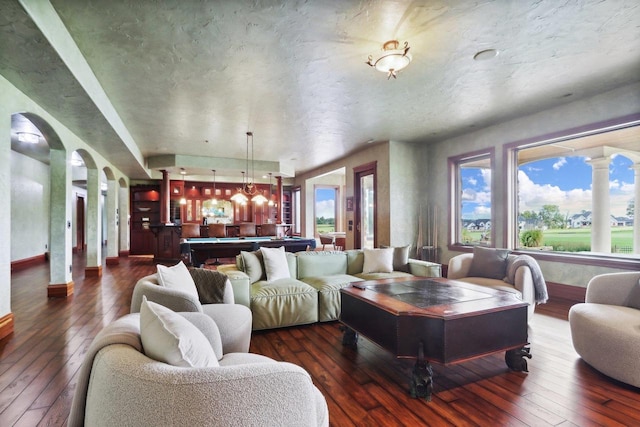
[{"xmin": 297, "ymin": 251, "xmax": 347, "ymax": 278}]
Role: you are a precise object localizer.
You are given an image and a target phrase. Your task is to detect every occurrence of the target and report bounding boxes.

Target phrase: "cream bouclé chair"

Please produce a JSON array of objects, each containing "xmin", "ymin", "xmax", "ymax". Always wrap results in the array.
[
  {"xmin": 569, "ymin": 271, "xmax": 640, "ymax": 388},
  {"xmin": 130, "ymin": 272, "xmax": 252, "ymax": 354},
  {"xmin": 447, "ymin": 251, "xmax": 540, "ymax": 321},
  {"xmin": 68, "ymin": 312, "xmax": 329, "ymax": 427}
]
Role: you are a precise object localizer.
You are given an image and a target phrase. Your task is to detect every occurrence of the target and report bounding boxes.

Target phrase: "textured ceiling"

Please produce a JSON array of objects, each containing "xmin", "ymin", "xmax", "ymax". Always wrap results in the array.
[{"xmin": 2, "ymin": 0, "xmax": 639, "ymax": 180}]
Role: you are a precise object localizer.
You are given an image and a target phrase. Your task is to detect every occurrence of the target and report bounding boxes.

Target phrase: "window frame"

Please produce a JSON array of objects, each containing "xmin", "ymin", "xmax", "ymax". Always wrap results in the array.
[
  {"xmin": 448, "ymin": 148, "xmax": 496, "ymax": 251},
  {"xmin": 504, "ymin": 114, "xmax": 640, "ymax": 269}
]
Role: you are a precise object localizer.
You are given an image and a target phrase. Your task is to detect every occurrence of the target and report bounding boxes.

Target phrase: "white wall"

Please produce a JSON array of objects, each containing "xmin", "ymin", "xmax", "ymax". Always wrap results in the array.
[{"xmin": 10, "ymin": 151, "xmax": 50, "ymax": 262}]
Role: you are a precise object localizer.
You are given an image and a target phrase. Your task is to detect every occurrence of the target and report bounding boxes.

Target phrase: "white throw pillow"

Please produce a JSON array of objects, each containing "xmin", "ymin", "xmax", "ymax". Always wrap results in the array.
[
  {"xmin": 139, "ymin": 296, "xmax": 218, "ymax": 368},
  {"xmin": 260, "ymin": 246, "xmax": 290, "ymax": 282},
  {"xmin": 156, "ymin": 261, "xmax": 198, "ymax": 299},
  {"xmin": 362, "ymin": 248, "xmax": 394, "ymax": 273}
]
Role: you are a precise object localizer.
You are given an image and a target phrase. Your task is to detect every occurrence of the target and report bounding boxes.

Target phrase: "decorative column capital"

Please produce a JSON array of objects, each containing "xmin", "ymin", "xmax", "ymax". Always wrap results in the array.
[{"xmin": 586, "ymin": 156, "xmax": 611, "ymax": 169}]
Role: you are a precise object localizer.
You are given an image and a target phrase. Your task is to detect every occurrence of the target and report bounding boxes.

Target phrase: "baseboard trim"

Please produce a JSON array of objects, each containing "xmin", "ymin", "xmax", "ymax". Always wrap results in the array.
[
  {"xmin": 48, "ymin": 282, "xmax": 74, "ymax": 298},
  {"xmin": 0, "ymin": 313, "xmax": 14, "ymax": 340},
  {"xmin": 546, "ymin": 281, "xmax": 586, "ymax": 303},
  {"xmin": 85, "ymin": 266, "xmax": 103, "ymax": 277},
  {"xmin": 11, "ymin": 254, "xmax": 47, "ymax": 271},
  {"xmin": 106, "ymin": 257, "xmax": 119, "ymax": 266},
  {"xmin": 118, "ymin": 250, "xmax": 130, "ymax": 257}
]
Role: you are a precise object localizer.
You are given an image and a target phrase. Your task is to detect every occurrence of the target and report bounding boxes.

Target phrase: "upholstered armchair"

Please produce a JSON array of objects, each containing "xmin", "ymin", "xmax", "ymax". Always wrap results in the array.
[
  {"xmin": 569, "ymin": 271, "xmax": 640, "ymax": 387},
  {"xmin": 130, "ymin": 264, "xmax": 252, "ymax": 354},
  {"xmin": 68, "ymin": 311, "xmax": 329, "ymax": 427},
  {"xmin": 447, "ymin": 247, "xmax": 548, "ymax": 322}
]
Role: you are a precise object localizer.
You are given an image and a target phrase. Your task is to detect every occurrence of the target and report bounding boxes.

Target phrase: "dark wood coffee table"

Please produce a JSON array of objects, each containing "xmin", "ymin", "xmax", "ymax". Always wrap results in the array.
[{"xmin": 339, "ymin": 277, "xmax": 530, "ymax": 401}]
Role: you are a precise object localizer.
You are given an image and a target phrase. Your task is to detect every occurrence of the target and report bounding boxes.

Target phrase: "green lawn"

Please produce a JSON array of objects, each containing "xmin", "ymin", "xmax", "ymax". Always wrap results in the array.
[
  {"xmin": 540, "ymin": 227, "xmax": 633, "ymax": 252},
  {"xmin": 467, "ymin": 227, "xmax": 633, "ymax": 253},
  {"xmin": 316, "ymin": 224, "xmax": 335, "ymax": 234}
]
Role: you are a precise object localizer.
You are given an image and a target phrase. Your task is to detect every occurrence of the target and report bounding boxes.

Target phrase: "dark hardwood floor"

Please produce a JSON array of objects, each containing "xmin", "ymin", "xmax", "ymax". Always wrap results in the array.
[{"xmin": 1, "ymin": 254, "xmax": 639, "ymax": 426}]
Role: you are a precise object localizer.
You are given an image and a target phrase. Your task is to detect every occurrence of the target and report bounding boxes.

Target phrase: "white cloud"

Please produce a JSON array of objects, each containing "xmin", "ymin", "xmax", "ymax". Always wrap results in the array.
[
  {"xmin": 553, "ymin": 157, "xmax": 567, "ymax": 170},
  {"xmin": 474, "ymin": 205, "xmax": 491, "ymax": 216},
  {"xmin": 315, "ymin": 199, "xmax": 335, "ymax": 219},
  {"xmin": 468, "ymin": 177, "xmax": 477, "ymax": 186},
  {"xmin": 518, "ymin": 170, "xmax": 632, "ymax": 216},
  {"xmin": 462, "ymin": 188, "xmax": 491, "ymax": 204},
  {"xmin": 480, "ymin": 169, "xmax": 492, "ymax": 190}
]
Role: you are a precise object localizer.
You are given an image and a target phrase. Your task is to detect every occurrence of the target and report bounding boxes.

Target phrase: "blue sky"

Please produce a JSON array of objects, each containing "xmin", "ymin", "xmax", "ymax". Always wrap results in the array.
[
  {"xmin": 315, "ymin": 188, "xmax": 336, "ymax": 218},
  {"xmin": 462, "ymin": 154, "xmax": 635, "ymax": 219}
]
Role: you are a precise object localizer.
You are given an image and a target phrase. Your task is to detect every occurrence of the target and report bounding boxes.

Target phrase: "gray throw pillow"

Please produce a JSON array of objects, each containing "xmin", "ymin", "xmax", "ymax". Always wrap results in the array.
[
  {"xmin": 467, "ymin": 246, "xmax": 510, "ymax": 280},
  {"xmin": 624, "ymin": 279, "xmax": 640, "ymax": 310},
  {"xmin": 240, "ymin": 250, "xmax": 265, "ymax": 284}
]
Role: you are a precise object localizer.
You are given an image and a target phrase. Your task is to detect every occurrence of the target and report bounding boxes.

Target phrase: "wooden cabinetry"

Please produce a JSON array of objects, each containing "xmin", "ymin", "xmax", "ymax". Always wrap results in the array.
[{"xmin": 130, "ymin": 185, "xmax": 161, "ymax": 255}]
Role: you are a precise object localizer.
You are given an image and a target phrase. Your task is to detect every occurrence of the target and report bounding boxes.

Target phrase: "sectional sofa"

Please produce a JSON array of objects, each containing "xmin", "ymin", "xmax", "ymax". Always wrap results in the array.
[{"xmin": 217, "ymin": 248, "xmax": 442, "ymax": 330}]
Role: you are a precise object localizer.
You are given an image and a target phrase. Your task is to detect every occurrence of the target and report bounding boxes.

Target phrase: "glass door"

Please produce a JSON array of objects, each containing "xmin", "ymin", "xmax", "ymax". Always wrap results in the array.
[{"xmin": 354, "ymin": 162, "xmax": 376, "ymax": 249}]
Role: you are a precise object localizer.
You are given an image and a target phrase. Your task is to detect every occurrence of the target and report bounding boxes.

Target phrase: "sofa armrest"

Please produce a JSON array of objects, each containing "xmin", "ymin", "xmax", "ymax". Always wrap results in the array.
[
  {"xmin": 586, "ymin": 271, "xmax": 640, "ymax": 305},
  {"xmin": 408, "ymin": 259, "xmax": 442, "ymax": 277},
  {"xmin": 216, "ymin": 265, "xmax": 251, "ymax": 308},
  {"xmin": 130, "ymin": 281, "xmax": 202, "ymax": 314},
  {"xmin": 86, "ymin": 348, "xmax": 327, "ymax": 427},
  {"xmin": 447, "ymin": 253, "xmax": 473, "ymax": 279}
]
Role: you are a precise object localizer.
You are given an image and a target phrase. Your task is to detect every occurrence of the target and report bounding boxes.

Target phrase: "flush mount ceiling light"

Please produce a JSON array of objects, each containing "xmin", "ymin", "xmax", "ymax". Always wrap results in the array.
[{"xmin": 366, "ymin": 40, "xmax": 412, "ymax": 79}]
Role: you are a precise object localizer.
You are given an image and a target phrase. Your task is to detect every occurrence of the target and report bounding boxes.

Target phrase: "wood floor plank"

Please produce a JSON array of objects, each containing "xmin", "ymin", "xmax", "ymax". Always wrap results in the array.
[{"xmin": 1, "ymin": 254, "xmax": 639, "ymax": 427}]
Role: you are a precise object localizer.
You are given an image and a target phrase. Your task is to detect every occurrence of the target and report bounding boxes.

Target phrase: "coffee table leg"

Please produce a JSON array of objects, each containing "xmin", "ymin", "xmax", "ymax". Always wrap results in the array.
[
  {"xmin": 505, "ymin": 345, "xmax": 532, "ymax": 372},
  {"xmin": 410, "ymin": 342, "xmax": 434, "ymax": 401},
  {"xmin": 340, "ymin": 325, "xmax": 358, "ymax": 349}
]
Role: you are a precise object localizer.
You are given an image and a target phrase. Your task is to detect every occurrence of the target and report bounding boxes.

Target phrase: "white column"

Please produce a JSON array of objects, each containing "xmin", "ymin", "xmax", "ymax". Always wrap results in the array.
[
  {"xmin": 49, "ymin": 148, "xmax": 74, "ymax": 296},
  {"xmin": 119, "ymin": 181, "xmax": 130, "ymax": 255},
  {"xmin": 85, "ymin": 167, "xmax": 102, "ymax": 273},
  {"xmin": 633, "ymin": 163, "xmax": 640, "ymax": 254},
  {"xmin": 105, "ymin": 178, "xmax": 118, "ymax": 263},
  {"xmin": 587, "ymin": 157, "xmax": 612, "ymax": 253}
]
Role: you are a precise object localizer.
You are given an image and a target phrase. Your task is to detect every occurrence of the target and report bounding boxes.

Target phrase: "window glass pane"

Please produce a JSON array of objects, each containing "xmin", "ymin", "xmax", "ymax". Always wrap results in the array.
[
  {"xmin": 515, "ymin": 130, "xmax": 637, "ymax": 257},
  {"xmin": 315, "ymin": 187, "xmax": 336, "ymax": 234},
  {"xmin": 453, "ymin": 155, "xmax": 492, "ymax": 246}
]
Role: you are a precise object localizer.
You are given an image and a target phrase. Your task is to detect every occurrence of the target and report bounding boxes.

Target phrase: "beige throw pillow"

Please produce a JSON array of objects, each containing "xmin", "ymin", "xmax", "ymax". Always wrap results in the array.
[
  {"xmin": 156, "ymin": 261, "xmax": 198, "ymax": 299},
  {"xmin": 362, "ymin": 247, "xmax": 394, "ymax": 273},
  {"xmin": 139, "ymin": 296, "xmax": 218, "ymax": 368},
  {"xmin": 261, "ymin": 246, "xmax": 291, "ymax": 282}
]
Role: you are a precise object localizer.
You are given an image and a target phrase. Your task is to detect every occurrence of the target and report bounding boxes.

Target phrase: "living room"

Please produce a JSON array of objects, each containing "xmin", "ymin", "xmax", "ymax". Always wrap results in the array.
[{"xmin": 1, "ymin": 1, "xmax": 640, "ymax": 425}]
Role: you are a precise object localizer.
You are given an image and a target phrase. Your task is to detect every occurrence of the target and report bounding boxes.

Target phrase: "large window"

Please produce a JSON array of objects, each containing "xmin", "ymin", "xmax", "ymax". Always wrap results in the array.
[
  {"xmin": 450, "ymin": 150, "xmax": 494, "ymax": 246},
  {"xmin": 511, "ymin": 122, "xmax": 638, "ymax": 259}
]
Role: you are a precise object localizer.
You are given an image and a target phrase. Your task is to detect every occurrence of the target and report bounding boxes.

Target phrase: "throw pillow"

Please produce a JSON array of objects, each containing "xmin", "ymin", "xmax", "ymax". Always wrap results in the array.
[
  {"xmin": 261, "ymin": 246, "xmax": 291, "ymax": 282},
  {"xmin": 240, "ymin": 250, "xmax": 265, "ymax": 283},
  {"xmin": 467, "ymin": 246, "xmax": 510, "ymax": 280},
  {"xmin": 139, "ymin": 296, "xmax": 218, "ymax": 368},
  {"xmin": 156, "ymin": 261, "xmax": 198, "ymax": 299},
  {"xmin": 382, "ymin": 245, "xmax": 411, "ymax": 272},
  {"xmin": 624, "ymin": 279, "xmax": 640, "ymax": 310},
  {"xmin": 362, "ymin": 247, "xmax": 394, "ymax": 273}
]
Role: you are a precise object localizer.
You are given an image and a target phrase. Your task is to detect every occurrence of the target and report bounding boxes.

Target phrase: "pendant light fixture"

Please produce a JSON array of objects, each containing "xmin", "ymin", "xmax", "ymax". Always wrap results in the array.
[
  {"xmin": 179, "ymin": 168, "xmax": 187, "ymax": 205},
  {"xmin": 231, "ymin": 131, "xmax": 268, "ymax": 204},
  {"xmin": 211, "ymin": 169, "xmax": 218, "ymax": 205},
  {"xmin": 267, "ymin": 173, "xmax": 275, "ymax": 206}
]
